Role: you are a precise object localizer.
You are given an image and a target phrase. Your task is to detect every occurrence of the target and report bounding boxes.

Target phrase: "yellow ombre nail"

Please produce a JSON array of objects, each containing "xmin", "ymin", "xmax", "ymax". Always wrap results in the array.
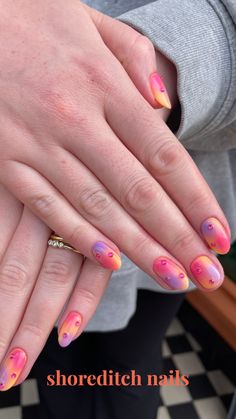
[
  {"xmin": 0, "ymin": 348, "xmax": 27, "ymax": 391},
  {"xmin": 149, "ymin": 72, "xmax": 171, "ymax": 109}
]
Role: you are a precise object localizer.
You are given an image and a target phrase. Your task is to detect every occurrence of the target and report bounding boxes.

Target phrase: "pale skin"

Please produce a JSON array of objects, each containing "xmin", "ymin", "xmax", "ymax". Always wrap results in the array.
[{"xmin": 0, "ymin": 0, "xmax": 231, "ymax": 388}]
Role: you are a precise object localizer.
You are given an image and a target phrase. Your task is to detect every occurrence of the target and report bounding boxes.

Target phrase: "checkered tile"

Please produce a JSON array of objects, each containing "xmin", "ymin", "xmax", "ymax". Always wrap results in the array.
[{"xmin": 0, "ymin": 302, "xmax": 235, "ymax": 419}]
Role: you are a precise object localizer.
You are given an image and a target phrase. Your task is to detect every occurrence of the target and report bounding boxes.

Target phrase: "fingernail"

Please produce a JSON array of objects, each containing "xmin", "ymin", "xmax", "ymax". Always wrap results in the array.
[
  {"xmin": 92, "ymin": 242, "xmax": 122, "ymax": 270},
  {"xmin": 190, "ymin": 256, "xmax": 223, "ymax": 289},
  {"xmin": 153, "ymin": 257, "xmax": 189, "ymax": 290},
  {"xmin": 149, "ymin": 72, "xmax": 172, "ymax": 109},
  {"xmin": 200, "ymin": 217, "xmax": 230, "ymax": 255},
  {"xmin": 0, "ymin": 348, "xmax": 27, "ymax": 391},
  {"xmin": 58, "ymin": 311, "xmax": 82, "ymax": 348}
]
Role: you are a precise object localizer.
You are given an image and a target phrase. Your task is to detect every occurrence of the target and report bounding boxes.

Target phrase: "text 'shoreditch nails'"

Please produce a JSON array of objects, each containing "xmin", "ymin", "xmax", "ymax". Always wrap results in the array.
[
  {"xmin": 92, "ymin": 241, "xmax": 121, "ymax": 270},
  {"xmin": 149, "ymin": 72, "xmax": 172, "ymax": 109},
  {"xmin": 200, "ymin": 217, "xmax": 231, "ymax": 255},
  {"xmin": 190, "ymin": 256, "xmax": 223, "ymax": 290},
  {"xmin": 58, "ymin": 311, "xmax": 82, "ymax": 348},
  {"xmin": 0, "ymin": 348, "xmax": 27, "ymax": 391},
  {"xmin": 153, "ymin": 257, "xmax": 189, "ymax": 290}
]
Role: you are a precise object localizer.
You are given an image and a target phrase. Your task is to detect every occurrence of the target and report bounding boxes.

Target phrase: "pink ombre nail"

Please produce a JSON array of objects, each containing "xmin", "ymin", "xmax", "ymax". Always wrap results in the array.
[
  {"xmin": 190, "ymin": 256, "xmax": 223, "ymax": 290},
  {"xmin": 149, "ymin": 72, "xmax": 171, "ymax": 109},
  {"xmin": 58, "ymin": 311, "xmax": 82, "ymax": 348},
  {"xmin": 0, "ymin": 348, "xmax": 27, "ymax": 391},
  {"xmin": 153, "ymin": 257, "xmax": 189, "ymax": 290},
  {"xmin": 92, "ymin": 242, "xmax": 121, "ymax": 270},
  {"xmin": 201, "ymin": 217, "xmax": 230, "ymax": 255}
]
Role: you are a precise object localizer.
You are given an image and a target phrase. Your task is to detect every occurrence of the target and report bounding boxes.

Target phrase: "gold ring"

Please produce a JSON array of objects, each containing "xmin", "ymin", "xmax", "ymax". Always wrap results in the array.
[{"xmin": 48, "ymin": 234, "xmax": 83, "ymax": 255}]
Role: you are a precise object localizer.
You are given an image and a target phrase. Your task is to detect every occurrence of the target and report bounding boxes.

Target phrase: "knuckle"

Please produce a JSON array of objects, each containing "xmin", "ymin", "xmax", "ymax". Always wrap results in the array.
[
  {"xmin": 147, "ymin": 139, "xmax": 183, "ymax": 176},
  {"xmin": 171, "ymin": 231, "xmax": 194, "ymax": 253},
  {"xmin": 76, "ymin": 286, "xmax": 97, "ymax": 306},
  {"xmin": 185, "ymin": 190, "xmax": 212, "ymax": 214},
  {"xmin": 29, "ymin": 194, "xmax": 56, "ymax": 219},
  {"xmin": 133, "ymin": 35, "xmax": 155, "ymax": 57},
  {"xmin": 22, "ymin": 321, "xmax": 44, "ymax": 340},
  {"xmin": 122, "ymin": 175, "xmax": 158, "ymax": 213},
  {"xmin": 42, "ymin": 258, "xmax": 73, "ymax": 286},
  {"xmin": 0, "ymin": 261, "xmax": 29, "ymax": 295},
  {"xmin": 79, "ymin": 187, "xmax": 112, "ymax": 220}
]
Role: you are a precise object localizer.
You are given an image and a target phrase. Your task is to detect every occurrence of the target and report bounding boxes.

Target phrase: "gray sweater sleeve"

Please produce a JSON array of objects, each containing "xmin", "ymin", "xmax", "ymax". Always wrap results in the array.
[{"xmin": 117, "ymin": 0, "xmax": 236, "ymax": 151}]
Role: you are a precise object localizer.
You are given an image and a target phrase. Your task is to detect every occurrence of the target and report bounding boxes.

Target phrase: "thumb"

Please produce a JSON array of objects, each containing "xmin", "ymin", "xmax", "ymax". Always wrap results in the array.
[{"xmin": 82, "ymin": 3, "xmax": 172, "ymax": 110}]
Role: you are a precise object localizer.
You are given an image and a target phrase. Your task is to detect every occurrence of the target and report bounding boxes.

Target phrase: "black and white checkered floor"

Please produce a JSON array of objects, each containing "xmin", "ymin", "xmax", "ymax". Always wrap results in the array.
[{"xmin": 0, "ymin": 300, "xmax": 235, "ymax": 419}]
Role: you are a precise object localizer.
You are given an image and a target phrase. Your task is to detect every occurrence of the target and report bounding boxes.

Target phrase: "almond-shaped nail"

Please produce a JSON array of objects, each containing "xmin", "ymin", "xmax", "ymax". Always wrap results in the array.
[
  {"xmin": 190, "ymin": 256, "xmax": 223, "ymax": 290},
  {"xmin": 58, "ymin": 311, "xmax": 82, "ymax": 348},
  {"xmin": 92, "ymin": 242, "xmax": 121, "ymax": 270},
  {"xmin": 153, "ymin": 257, "xmax": 189, "ymax": 290},
  {"xmin": 0, "ymin": 348, "xmax": 27, "ymax": 391},
  {"xmin": 149, "ymin": 72, "xmax": 172, "ymax": 109},
  {"xmin": 200, "ymin": 217, "xmax": 230, "ymax": 255}
]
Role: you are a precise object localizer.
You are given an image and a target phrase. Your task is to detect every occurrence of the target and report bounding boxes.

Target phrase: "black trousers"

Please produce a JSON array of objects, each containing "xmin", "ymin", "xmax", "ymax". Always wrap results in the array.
[{"xmin": 33, "ymin": 290, "xmax": 185, "ymax": 419}]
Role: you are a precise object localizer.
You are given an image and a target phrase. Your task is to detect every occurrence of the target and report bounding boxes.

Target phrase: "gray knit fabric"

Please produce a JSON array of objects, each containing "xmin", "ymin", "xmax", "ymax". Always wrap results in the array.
[{"xmin": 76, "ymin": 0, "xmax": 236, "ymax": 331}]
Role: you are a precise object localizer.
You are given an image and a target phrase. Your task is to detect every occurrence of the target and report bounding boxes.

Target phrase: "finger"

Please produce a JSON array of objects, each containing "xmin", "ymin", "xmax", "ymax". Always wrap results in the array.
[
  {"xmin": 0, "ymin": 246, "xmax": 83, "ymax": 390},
  {"xmin": 105, "ymin": 87, "xmax": 231, "ymax": 256},
  {"xmin": 57, "ymin": 258, "xmax": 111, "ymax": 347},
  {"xmin": 82, "ymin": 3, "xmax": 173, "ymax": 110},
  {"xmin": 0, "ymin": 208, "xmax": 49, "ymax": 364},
  {"xmin": 0, "ymin": 161, "xmax": 122, "ymax": 271},
  {"xmin": 57, "ymin": 114, "xmax": 224, "ymax": 290},
  {"xmin": 0, "ymin": 185, "xmax": 23, "ymax": 262},
  {"xmin": 27, "ymin": 145, "xmax": 193, "ymax": 291}
]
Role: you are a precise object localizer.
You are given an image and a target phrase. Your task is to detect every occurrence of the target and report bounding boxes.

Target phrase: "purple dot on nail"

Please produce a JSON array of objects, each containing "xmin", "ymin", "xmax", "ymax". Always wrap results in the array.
[
  {"xmin": 95, "ymin": 253, "xmax": 101, "ymax": 258},
  {"xmin": 108, "ymin": 252, "xmax": 113, "ymax": 258},
  {"xmin": 75, "ymin": 321, "xmax": 80, "ymax": 327},
  {"xmin": 165, "ymin": 277, "xmax": 170, "ymax": 281},
  {"xmin": 179, "ymin": 273, "xmax": 185, "ymax": 278},
  {"xmin": 63, "ymin": 333, "xmax": 68, "ymax": 339},
  {"xmin": 0, "ymin": 383, "xmax": 4, "ymax": 389},
  {"xmin": 208, "ymin": 223, "xmax": 213, "ymax": 230},
  {"xmin": 161, "ymin": 259, "xmax": 167, "ymax": 265},
  {"xmin": 196, "ymin": 268, "xmax": 202, "ymax": 274},
  {"xmin": 209, "ymin": 279, "xmax": 215, "ymax": 284},
  {"xmin": 160, "ymin": 88, "xmax": 165, "ymax": 92},
  {"xmin": 11, "ymin": 373, "xmax": 16, "ymax": 379}
]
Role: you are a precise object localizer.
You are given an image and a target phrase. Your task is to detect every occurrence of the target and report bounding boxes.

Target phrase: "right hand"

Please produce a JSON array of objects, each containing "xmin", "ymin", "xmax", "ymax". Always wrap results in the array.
[{"xmin": 0, "ymin": 0, "xmax": 230, "ymax": 291}]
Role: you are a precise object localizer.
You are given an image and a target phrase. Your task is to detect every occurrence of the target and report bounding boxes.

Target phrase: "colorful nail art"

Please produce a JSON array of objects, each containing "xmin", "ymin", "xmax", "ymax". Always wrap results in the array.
[
  {"xmin": 0, "ymin": 348, "xmax": 27, "ymax": 391},
  {"xmin": 149, "ymin": 72, "xmax": 172, "ymax": 109},
  {"xmin": 58, "ymin": 311, "xmax": 82, "ymax": 348},
  {"xmin": 92, "ymin": 242, "xmax": 121, "ymax": 270},
  {"xmin": 153, "ymin": 257, "xmax": 189, "ymax": 290},
  {"xmin": 201, "ymin": 217, "xmax": 230, "ymax": 255},
  {"xmin": 190, "ymin": 256, "xmax": 222, "ymax": 289}
]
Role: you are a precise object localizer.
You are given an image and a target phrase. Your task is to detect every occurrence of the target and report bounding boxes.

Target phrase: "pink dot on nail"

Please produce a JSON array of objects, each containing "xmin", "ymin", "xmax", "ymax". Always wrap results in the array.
[
  {"xmin": 165, "ymin": 277, "xmax": 170, "ymax": 281},
  {"xmin": 196, "ymin": 268, "xmax": 202, "ymax": 274},
  {"xmin": 209, "ymin": 279, "xmax": 215, "ymax": 284},
  {"xmin": 160, "ymin": 88, "xmax": 165, "ymax": 92},
  {"xmin": 210, "ymin": 242, "xmax": 216, "ymax": 247},
  {"xmin": 9, "ymin": 355, "xmax": 14, "ymax": 359},
  {"xmin": 63, "ymin": 333, "xmax": 68, "ymax": 339},
  {"xmin": 0, "ymin": 383, "xmax": 4, "ymax": 388},
  {"xmin": 96, "ymin": 253, "xmax": 101, "ymax": 258},
  {"xmin": 108, "ymin": 252, "xmax": 113, "ymax": 257},
  {"xmin": 179, "ymin": 273, "xmax": 185, "ymax": 278},
  {"xmin": 11, "ymin": 373, "xmax": 16, "ymax": 379},
  {"xmin": 208, "ymin": 224, "xmax": 213, "ymax": 230},
  {"xmin": 75, "ymin": 321, "xmax": 80, "ymax": 327},
  {"xmin": 161, "ymin": 259, "xmax": 167, "ymax": 265}
]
